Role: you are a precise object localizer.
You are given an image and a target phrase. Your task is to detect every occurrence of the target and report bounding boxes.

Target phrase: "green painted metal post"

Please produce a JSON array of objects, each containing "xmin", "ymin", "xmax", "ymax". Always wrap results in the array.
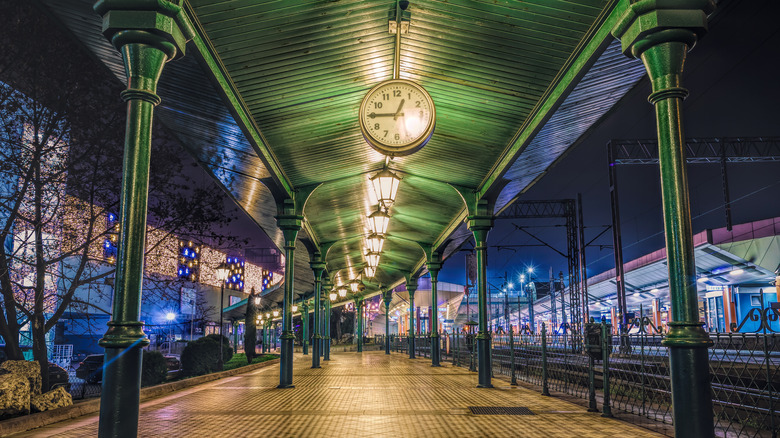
[
  {"xmin": 310, "ymin": 262, "xmax": 325, "ymax": 368},
  {"xmin": 384, "ymin": 290, "xmax": 392, "ymax": 355},
  {"xmin": 509, "ymin": 326, "xmax": 516, "ymax": 385},
  {"xmin": 276, "ymin": 210, "xmax": 302, "ymax": 388},
  {"xmin": 612, "ymin": 0, "xmax": 715, "ymax": 438},
  {"xmin": 263, "ymin": 322, "xmax": 268, "ymax": 354},
  {"xmin": 469, "ymin": 218, "xmax": 493, "ymax": 388},
  {"xmin": 541, "ymin": 322, "xmax": 549, "ymax": 396},
  {"xmin": 93, "ymin": 2, "xmax": 191, "ymax": 436},
  {"xmin": 428, "ymin": 263, "xmax": 442, "ymax": 367},
  {"xmin": 301, "ymin": 301, "xmax": 308, "ymax": 356},
  {"xmin": 613, "ymin": 3, "xmax": 715, "ymax": 435},
  {"xmin": 601, "ymin": 321, "xmax": 612, "ymax": 417},
  {"xmin": 356, "ymin": 298, "xmax": 364, "ymax": 353},
  {"xmin": 587, "ymin": 318, "xmax": 598, "ymax": 412},
  {"xmin": 324, "ymin": 296, "xmax": 331, "ymax": 361},
  {"xmin": 322, "ymin": 278, "xmax": 331, "ymax": 360},
  {"xmin": 407, "ymin": 278, "xmax": 418, "ymax": 359},
  {"xmin": 233, "ymin": 321, "xmax": 239, "ymax": 354}
]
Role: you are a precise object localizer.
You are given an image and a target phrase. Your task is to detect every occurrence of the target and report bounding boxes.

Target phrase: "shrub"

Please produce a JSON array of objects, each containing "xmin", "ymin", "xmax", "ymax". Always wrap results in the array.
[
  {"xmin": 180, "ymin": 335, "xmax": 232, "ymax": 377},
  {"xmin": 141, "ymin": 350, "xmax": 168, "ymax": 387},
  {"xmin": 204, "ymin": 333, "xmax": 233, "ymax": 362}
]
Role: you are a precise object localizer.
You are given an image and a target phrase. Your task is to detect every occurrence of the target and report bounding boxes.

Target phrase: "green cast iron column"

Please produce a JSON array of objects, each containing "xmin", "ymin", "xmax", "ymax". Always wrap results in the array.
[
  {"xmin": 301, "ymin": 301, "xmax": 308, "ymax": 355},
  {"xmin": 93, "ymin": 2, "xmax": 191, "ymax": 436},
  {"xmin": 407, "ymin": 278, "xmax": 418, "ymax": 359},
  {"xmin": 613, "ymin": 3, "xmax": 715, "ymax": 436},
  {"xmin": 276, "ymin": 214, "xmax": 302, "ymax": 388},
  {"xmin": 384, "ymin": 289, "xmax": 392, "ymax": 355},
  {"xmin": 324, "ymin": 296, "xmax": 332, "ymax": 360},
  {"xmin": 469, "ymin": 217, "xmax": 493, "ymax": 388},
  {"xmin": 356, "ymin": 298, "xmax": 364, "ymax": 353},
  {"xmin": 310, "ymin": 263, "xmax": 325, "ymax": 368},
  {"xmin": 322, "ymin": 278, "xmax": 332, "ymax": 360},
  {"xmin": 427, "ymin": 262, "xmax": 442, "ymax": 367}
]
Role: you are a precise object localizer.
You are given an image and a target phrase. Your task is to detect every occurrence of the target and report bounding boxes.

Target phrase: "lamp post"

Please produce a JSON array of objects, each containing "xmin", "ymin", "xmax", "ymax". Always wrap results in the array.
[
  {"xmin": 165, "ymin": 312, "xmax": 175, "ymax": 354},
  {"xmin": 215, "ymin": 262, "xmax": 231, "ymax": 369}
]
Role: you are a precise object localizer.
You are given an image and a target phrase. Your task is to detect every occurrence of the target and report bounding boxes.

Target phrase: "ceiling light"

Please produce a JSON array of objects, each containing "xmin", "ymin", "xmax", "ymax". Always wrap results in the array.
[
  {"xmin": 370, "ymin": 168, "xmax": 401, "ymax": 208},
  {"xmin": 730, "ymin": 268, "xmax": 744, "ymax": 276},
  {"xmin": 367, "ymin": 207, "xmax": 390, "ymax": 234},
  {"xmin": 366, "ymin": 233, "xmax": 385, "ymax": 253},
  {"xmin": 366, "ymin": 251, "xmax": 381, "ymax": 268},
  {"xmin": 650, "ymin": 288, "xmax": 659, "ymax": 293}
]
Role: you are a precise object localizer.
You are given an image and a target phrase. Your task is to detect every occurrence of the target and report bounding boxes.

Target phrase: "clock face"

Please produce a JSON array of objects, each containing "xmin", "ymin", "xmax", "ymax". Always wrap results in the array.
[{"xmin": 359, "ymin": 79, "xmax": 435, "ymax": 156}]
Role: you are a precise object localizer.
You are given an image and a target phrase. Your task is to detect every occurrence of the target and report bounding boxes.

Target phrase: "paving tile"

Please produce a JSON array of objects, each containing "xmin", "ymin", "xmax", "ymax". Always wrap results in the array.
[{"xmin": 13, "ymin": 351, "xmax": 662, "ymax": 437}]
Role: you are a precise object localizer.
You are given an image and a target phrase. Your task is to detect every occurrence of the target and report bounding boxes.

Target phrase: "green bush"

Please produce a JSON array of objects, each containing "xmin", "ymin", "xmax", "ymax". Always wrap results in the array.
[
  {"xmin": 204, "ymin": 333, "xmax": 233, "ymax": 362},
  {"xmin": 181, "ymin": 335, "xmax": 234, "ymax": 377},
  {"xmin": 141, "ymin": 350, "xmax": 168, "ymax": 387}
]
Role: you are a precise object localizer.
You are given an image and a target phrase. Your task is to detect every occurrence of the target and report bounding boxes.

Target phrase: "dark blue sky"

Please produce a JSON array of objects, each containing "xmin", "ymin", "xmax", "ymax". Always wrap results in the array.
[{"xmin": 437, "ymin": 0, "xmax": 780, "ymax": 288}]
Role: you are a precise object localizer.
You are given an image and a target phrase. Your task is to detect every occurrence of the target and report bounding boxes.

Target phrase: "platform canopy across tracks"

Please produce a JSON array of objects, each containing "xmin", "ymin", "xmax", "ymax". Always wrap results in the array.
[
  {"xmin": 41, "ymin": 1, "xmax": 718, "ymax": 437},
  {"xmin": 44, "ymin": 0, "xmax": 652, "ymax": 301}
]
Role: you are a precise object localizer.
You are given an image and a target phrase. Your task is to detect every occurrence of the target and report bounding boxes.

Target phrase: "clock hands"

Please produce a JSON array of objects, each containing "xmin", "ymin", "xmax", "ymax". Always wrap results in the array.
[
  {"xmin": 393, "ymin": 99, "xmax": 405, "ymax": 121},
  {"xmin": 368, "ymin": 99, "xmax": 407, "ymax": 121},
  {"xmin": 368, "ymin": 112, "xmax": 404, "ymax": 119}
]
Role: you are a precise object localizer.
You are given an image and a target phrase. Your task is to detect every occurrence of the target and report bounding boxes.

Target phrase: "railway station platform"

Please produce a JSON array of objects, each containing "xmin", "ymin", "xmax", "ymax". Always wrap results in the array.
[{"xmin": 11, "ymin": 351, "xmax": 659, "ymax": 437}]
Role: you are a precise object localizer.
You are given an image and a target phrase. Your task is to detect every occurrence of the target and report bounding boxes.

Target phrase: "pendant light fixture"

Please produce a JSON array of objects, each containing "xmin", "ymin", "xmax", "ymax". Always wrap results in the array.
[
  {"xmin": 365, "ymin": 251, "xmax": 381, "ymax": 269},
  {"xmin": 370, "ymin": 168, "xmax": 401, "ymax": 208},
  {"xmin": 367, "ymin": 207, "xmax": 390, "ymax": 234},
  {"xmin": 366, "ymin": 232, "xmax": 386, "ymax": 253}
]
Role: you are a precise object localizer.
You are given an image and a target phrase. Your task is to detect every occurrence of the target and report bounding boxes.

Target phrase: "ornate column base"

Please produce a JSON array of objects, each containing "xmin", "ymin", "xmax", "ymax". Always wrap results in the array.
[
  {"xmin": 476, "ymin": 332, "xmax": 492, "ymax": 388},
  {"xmin": 277, "ymin": 333, "xmax": 295, "ymax": 388}
]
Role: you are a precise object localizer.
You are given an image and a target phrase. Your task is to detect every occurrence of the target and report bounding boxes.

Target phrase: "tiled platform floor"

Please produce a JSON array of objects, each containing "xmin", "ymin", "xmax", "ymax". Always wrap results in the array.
[{"xmin": 15, "ymin": 351, "xmax": 661, "ymax": 437}]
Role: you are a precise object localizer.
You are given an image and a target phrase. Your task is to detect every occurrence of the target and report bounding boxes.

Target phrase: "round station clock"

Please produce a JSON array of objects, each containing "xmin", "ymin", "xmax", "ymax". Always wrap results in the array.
[{"xmin": 359, "ymin": 79, "xmax": 435, "ymax": 157}]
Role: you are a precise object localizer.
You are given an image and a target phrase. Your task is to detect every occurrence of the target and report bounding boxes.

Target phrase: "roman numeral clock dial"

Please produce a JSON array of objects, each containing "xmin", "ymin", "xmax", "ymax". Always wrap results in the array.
[{"xmin": 359, "ymin": 79, "xmax": 435, "ymax": 157}]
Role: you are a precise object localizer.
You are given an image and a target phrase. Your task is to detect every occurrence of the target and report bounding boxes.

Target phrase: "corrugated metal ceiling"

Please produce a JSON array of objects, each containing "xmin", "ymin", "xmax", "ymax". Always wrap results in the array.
[{"xmin": 41, "ymin": 0, "xmax": 653, "ymax": 303}]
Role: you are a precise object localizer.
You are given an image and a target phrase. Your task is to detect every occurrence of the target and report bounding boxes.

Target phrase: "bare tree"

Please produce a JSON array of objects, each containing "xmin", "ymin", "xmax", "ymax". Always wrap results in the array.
[{"xmin": 0, "ymin": 2, "xmax": 241, "ymax": 390}]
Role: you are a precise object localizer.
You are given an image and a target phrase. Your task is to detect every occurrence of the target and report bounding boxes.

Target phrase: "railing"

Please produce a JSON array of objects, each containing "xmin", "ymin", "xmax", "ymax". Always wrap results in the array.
[{"xmin": 417, "ymin": 324, "xmax": 778, "ymax": 438}]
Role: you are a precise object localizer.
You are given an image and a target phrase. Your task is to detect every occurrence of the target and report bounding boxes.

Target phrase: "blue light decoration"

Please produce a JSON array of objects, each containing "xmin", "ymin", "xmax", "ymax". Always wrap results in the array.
[
  {"xmin": 225, "ymin": 256, "xmax": 245, "ymax": 291},
  {"xmin": 104, "ymin": 212, "xmax": 118, "ymax": 264},
  {"xmin": 178, "ymin": 240, "xmax": 201, "ymax": 282},
  {"xmin": 261, "ymin": 270, "xmax": 273, "ymax": 291}
]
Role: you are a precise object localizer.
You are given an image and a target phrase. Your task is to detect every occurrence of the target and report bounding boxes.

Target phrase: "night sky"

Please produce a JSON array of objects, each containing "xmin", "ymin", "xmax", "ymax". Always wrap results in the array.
[{"xmin": 437, "ymin": 0, "xmax": 780, "ymax": 288}]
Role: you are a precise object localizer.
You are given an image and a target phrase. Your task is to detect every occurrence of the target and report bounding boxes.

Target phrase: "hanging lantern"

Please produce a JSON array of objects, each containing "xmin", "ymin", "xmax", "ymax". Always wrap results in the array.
[
  {"xmin": 338, "ymin": 285, "xmax": 348, "ymax": 298},
  {"xmin": 272, "ymin": 309, "xmax": 279, "ymax": 317},
  {"xmin": 370, "ymin": 168, "xmax": 401, "ymax": 208},
  {"xmin": 366, "ymin": 233, "xmax": 385, "ymax": 253},
  {"xmin": 292, "ymin": 304, "xmax": 298, "ymax": 313},
  {"xmin": 367, "ymin": 207, "xmax": 390, "ymax": 234},
  {"xmin": 329, "ymin": 291, "xmax": 338, "ymax": 301},
  {"xmin": 365, "ymin": 251, "xmax": 381, "ymax": 269},
  {"xmin": 364, "ymin": 266, "xmax": 376, "ymax": 278}
]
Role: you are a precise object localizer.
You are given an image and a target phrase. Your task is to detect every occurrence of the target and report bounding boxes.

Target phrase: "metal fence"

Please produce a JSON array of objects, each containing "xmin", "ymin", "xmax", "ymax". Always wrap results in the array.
[{"xmin": 391, "ymin": 325, "xmax": 778, "ymax": 438}]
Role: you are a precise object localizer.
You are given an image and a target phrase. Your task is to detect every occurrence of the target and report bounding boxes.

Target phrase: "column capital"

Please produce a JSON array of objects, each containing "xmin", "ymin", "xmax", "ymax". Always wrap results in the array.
[
  {"xmin": 309, "ymin": 261, "xmax": 326, "ymax": 277},
  {"xmin": 276, "ymin": 215, "xmax": 302, "ymax": 248},
  {"xmin": 94, "ymin": 0, "xmax": 194, "ymax": 60},
  {"xmin": 611, "ymin": 0, "xmax": 714, "ymax": 59},
  {"xmin": 406, "ymin": 281, "xmax": 418, "ymax": 297},
  {"xmin": 426, "ymin": 262, "xmax": 442, "ymax": 277}
]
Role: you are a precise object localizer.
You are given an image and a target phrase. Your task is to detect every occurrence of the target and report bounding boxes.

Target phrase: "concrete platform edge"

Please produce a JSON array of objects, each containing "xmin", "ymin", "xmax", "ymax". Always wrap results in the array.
[{"xmin": 0, "ymin": 358, "xmax": 280, "ymax": 436}]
